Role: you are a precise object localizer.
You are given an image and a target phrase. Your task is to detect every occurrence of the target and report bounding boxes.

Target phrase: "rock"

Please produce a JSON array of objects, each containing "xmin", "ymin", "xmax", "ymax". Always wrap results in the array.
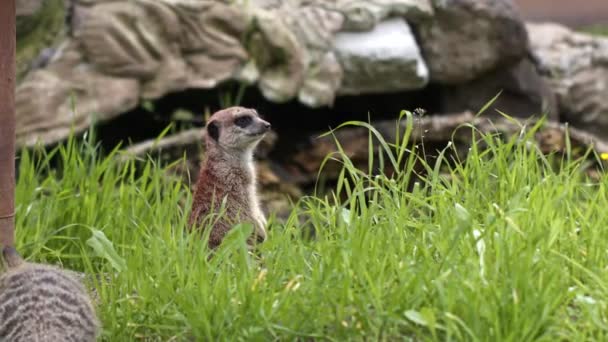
[
  {"xmin": 418, "ymin": 0, "xmax": 529, "ymax": 84},
  {"xmin": 527, "ymin": 22, "xmax": 608, "ymax": 139},
  {"xmin": 16, "ymin": 41, "xmax": 140, "ymax": 147},
  {"xmin": 298, "ymin": 52, "xmax": 343, "ymax": 107},
  {"xmin": 335, "ymin": 0, "xmax": 434, "ymax": 31},
  {"xmin": 438, "ymin": 58, "xmax": 558, "ymax": 120},
  {"xmin": 246, "ymin": 7, "xmax": 309, "ymax": 103},
  {"xmin": 17, "ymin": 0, "xmax": 44, "ymax": 16},
  {"xmin": 73, "ymin": 0, "xmax": 249, "ymax": 97},
  {"xmin": 16, "ymin": 0, "xmax": 66, "ymax": 79},
  {"xmin": 334, "ymin": 18, "xmax": 429, "ymax": 95},
  {"xmin": 246, "ymin": 0, "xmax": 353, "ymax": 105}
]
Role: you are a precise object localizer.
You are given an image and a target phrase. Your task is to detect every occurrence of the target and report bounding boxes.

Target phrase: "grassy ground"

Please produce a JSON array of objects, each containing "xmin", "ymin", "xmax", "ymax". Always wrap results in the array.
[
  {"xmin": 12, "ymin": 112, "xmax": 608, "ymax": 341},
  {"xmin": 580, "ymin": 24, "xmax": 608, "ymax": 36}
]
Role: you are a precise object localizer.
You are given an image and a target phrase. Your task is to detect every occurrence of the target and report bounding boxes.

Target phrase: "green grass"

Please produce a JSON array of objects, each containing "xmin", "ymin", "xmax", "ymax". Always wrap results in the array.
[{"xmin": 11, "ymin": 111, "xmax": 608, "ymax": 341}]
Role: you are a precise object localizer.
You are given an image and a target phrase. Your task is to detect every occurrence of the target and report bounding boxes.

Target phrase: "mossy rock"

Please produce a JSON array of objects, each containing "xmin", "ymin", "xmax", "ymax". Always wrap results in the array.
[
  {"xmin": 16, "ymin": 0, "xmax": 66, "ymax": 81},
  {"xmin": 580, "ymin": 24, "xmax": 608, "ymax": 36}
]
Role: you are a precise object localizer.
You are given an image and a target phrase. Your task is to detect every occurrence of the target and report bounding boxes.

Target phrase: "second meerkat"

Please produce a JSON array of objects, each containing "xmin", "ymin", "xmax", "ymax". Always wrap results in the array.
[
  {"xmin": 0, "ymin": 247, "xmax": 100, "ymax": 341},
  {"xmin": 188, "ymin": 106, "xmax": 272, "ymax": 248}
]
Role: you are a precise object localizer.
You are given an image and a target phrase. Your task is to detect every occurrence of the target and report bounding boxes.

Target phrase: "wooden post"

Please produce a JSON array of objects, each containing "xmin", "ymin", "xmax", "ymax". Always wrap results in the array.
[{"xmin": 0, "ymin": 0, "xmax": 17, "ymax": 249}]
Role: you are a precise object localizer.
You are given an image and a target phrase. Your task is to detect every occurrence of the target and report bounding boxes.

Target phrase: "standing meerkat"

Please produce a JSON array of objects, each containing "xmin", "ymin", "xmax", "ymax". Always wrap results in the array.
[
  {"xmin": 0, "ymin": 247, "xmax": 100, "ymax": 341},
  {"xmin": 188, "ymin": 106, "xmax": 272, "ymax": 249}
]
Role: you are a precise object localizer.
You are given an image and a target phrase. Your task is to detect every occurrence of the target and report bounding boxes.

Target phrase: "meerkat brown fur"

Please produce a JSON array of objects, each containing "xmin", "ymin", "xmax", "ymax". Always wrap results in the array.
[
  {"xmin": 189, "ymin": 106, "xmax": 272, "ymax": 249},
  {"xmin": 0, "ymin": 247, "xmax": 100, "ymax": 341}
]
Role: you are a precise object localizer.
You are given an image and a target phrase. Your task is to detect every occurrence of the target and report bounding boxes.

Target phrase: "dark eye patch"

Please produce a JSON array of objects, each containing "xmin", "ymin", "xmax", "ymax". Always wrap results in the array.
[
  {"xmin": 234, "ymin": 115, "xmax": 252, "ymax": 128},
  {"xmin": 207, "ymin": 121, "xmax": 220, "ymax": 141}
]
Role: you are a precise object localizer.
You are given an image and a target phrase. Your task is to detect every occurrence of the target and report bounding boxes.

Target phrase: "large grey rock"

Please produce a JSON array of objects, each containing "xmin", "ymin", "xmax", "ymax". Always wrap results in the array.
[
  {"xmin": 16, "ymin": 42, "xmax": 141, "ymax": 147},
  {"xmin": 334, "ymin": 18, "xmax": 429, "ymax": 95},
  {"xmin": 527, "ymin": 22, "xmax": 608, "ymax": 139},
  {"xmin": 418, "ymin": 0, "xmax": 529, "ymax": 84}
]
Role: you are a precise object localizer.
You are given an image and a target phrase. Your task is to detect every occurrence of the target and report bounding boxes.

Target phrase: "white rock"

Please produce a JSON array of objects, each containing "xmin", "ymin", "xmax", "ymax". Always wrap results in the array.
[{"xmin": 333, "ymin": 18, "xmax": 429, "ymax": 95}]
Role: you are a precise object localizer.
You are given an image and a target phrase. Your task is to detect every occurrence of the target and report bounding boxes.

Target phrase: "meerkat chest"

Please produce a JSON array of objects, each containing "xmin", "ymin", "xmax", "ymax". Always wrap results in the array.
[{"xmin": 246, "ymin": 162, "xmax": 267, "ymax": 237}]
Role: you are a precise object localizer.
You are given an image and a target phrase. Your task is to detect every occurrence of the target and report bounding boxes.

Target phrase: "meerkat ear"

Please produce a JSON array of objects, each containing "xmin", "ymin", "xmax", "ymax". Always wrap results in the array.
[{"xmin": 207, "ymin": 121, "xmax": 220, "ymax": 141}]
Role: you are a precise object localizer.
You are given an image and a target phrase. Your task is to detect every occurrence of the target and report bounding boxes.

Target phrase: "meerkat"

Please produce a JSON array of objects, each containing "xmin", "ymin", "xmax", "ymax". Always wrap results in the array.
[
  {"xmin": 0, "ymin": 247, "xmax": 100, "ymax": 341},
  {"xmin": 188, "ymin": 106, "xmax": 272, "ymax": 249}
]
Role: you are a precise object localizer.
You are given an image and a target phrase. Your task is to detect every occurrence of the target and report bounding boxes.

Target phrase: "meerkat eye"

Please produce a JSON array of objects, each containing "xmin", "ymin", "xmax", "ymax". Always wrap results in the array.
[
  {"xmin": 207, "ymin": 121, "xmax": 220, "ymax": 141},
  {"xmin": 234, "ymin": 115, "xmax": 253, "ymax": 128}
]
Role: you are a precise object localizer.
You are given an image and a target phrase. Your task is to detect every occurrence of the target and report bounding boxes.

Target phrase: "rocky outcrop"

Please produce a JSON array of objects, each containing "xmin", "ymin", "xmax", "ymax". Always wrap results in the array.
[
  {"xmin": 15, "ymin": 0, "xmax": 540, "ymax": 148},
  {"xmin": 17, "ymin": 0, "xmax": 254, "ymax": 147},
  {"xmin": 16, "ymin": 41, "xmax": 140, "ymax": 147},
  {"xmin": 527, "ymin": 22, "xmax": 608, "ymax": 140}
]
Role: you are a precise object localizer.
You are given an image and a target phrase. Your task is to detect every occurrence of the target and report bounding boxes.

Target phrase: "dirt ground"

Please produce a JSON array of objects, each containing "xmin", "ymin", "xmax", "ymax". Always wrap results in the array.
[{"xmin": 515, "ymin": 0, "xmax": 608, "ymax": 27}]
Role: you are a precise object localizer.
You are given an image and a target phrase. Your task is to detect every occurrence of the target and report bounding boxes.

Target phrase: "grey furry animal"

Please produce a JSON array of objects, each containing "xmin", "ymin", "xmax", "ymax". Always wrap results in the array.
[
  {"xmin": 188, "ymin": 106, "xmax": 272, "ymax": 249},
  {"xmin": 0, "ymin": 247, "xmax": 100, "ymax": 341}
]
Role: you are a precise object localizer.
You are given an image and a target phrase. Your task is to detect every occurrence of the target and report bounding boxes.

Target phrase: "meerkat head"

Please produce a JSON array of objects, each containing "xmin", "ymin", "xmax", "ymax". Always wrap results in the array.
[{"xmin": 205, "ymin": 106, "xmax": 271, "ymax": 153}]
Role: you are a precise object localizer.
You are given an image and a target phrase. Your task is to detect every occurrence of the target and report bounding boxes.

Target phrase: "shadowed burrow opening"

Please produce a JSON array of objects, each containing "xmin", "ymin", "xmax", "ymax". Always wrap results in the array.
[{"xmin": 94, "ymin": 81, "xmax": 442, "ymax": 159}]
